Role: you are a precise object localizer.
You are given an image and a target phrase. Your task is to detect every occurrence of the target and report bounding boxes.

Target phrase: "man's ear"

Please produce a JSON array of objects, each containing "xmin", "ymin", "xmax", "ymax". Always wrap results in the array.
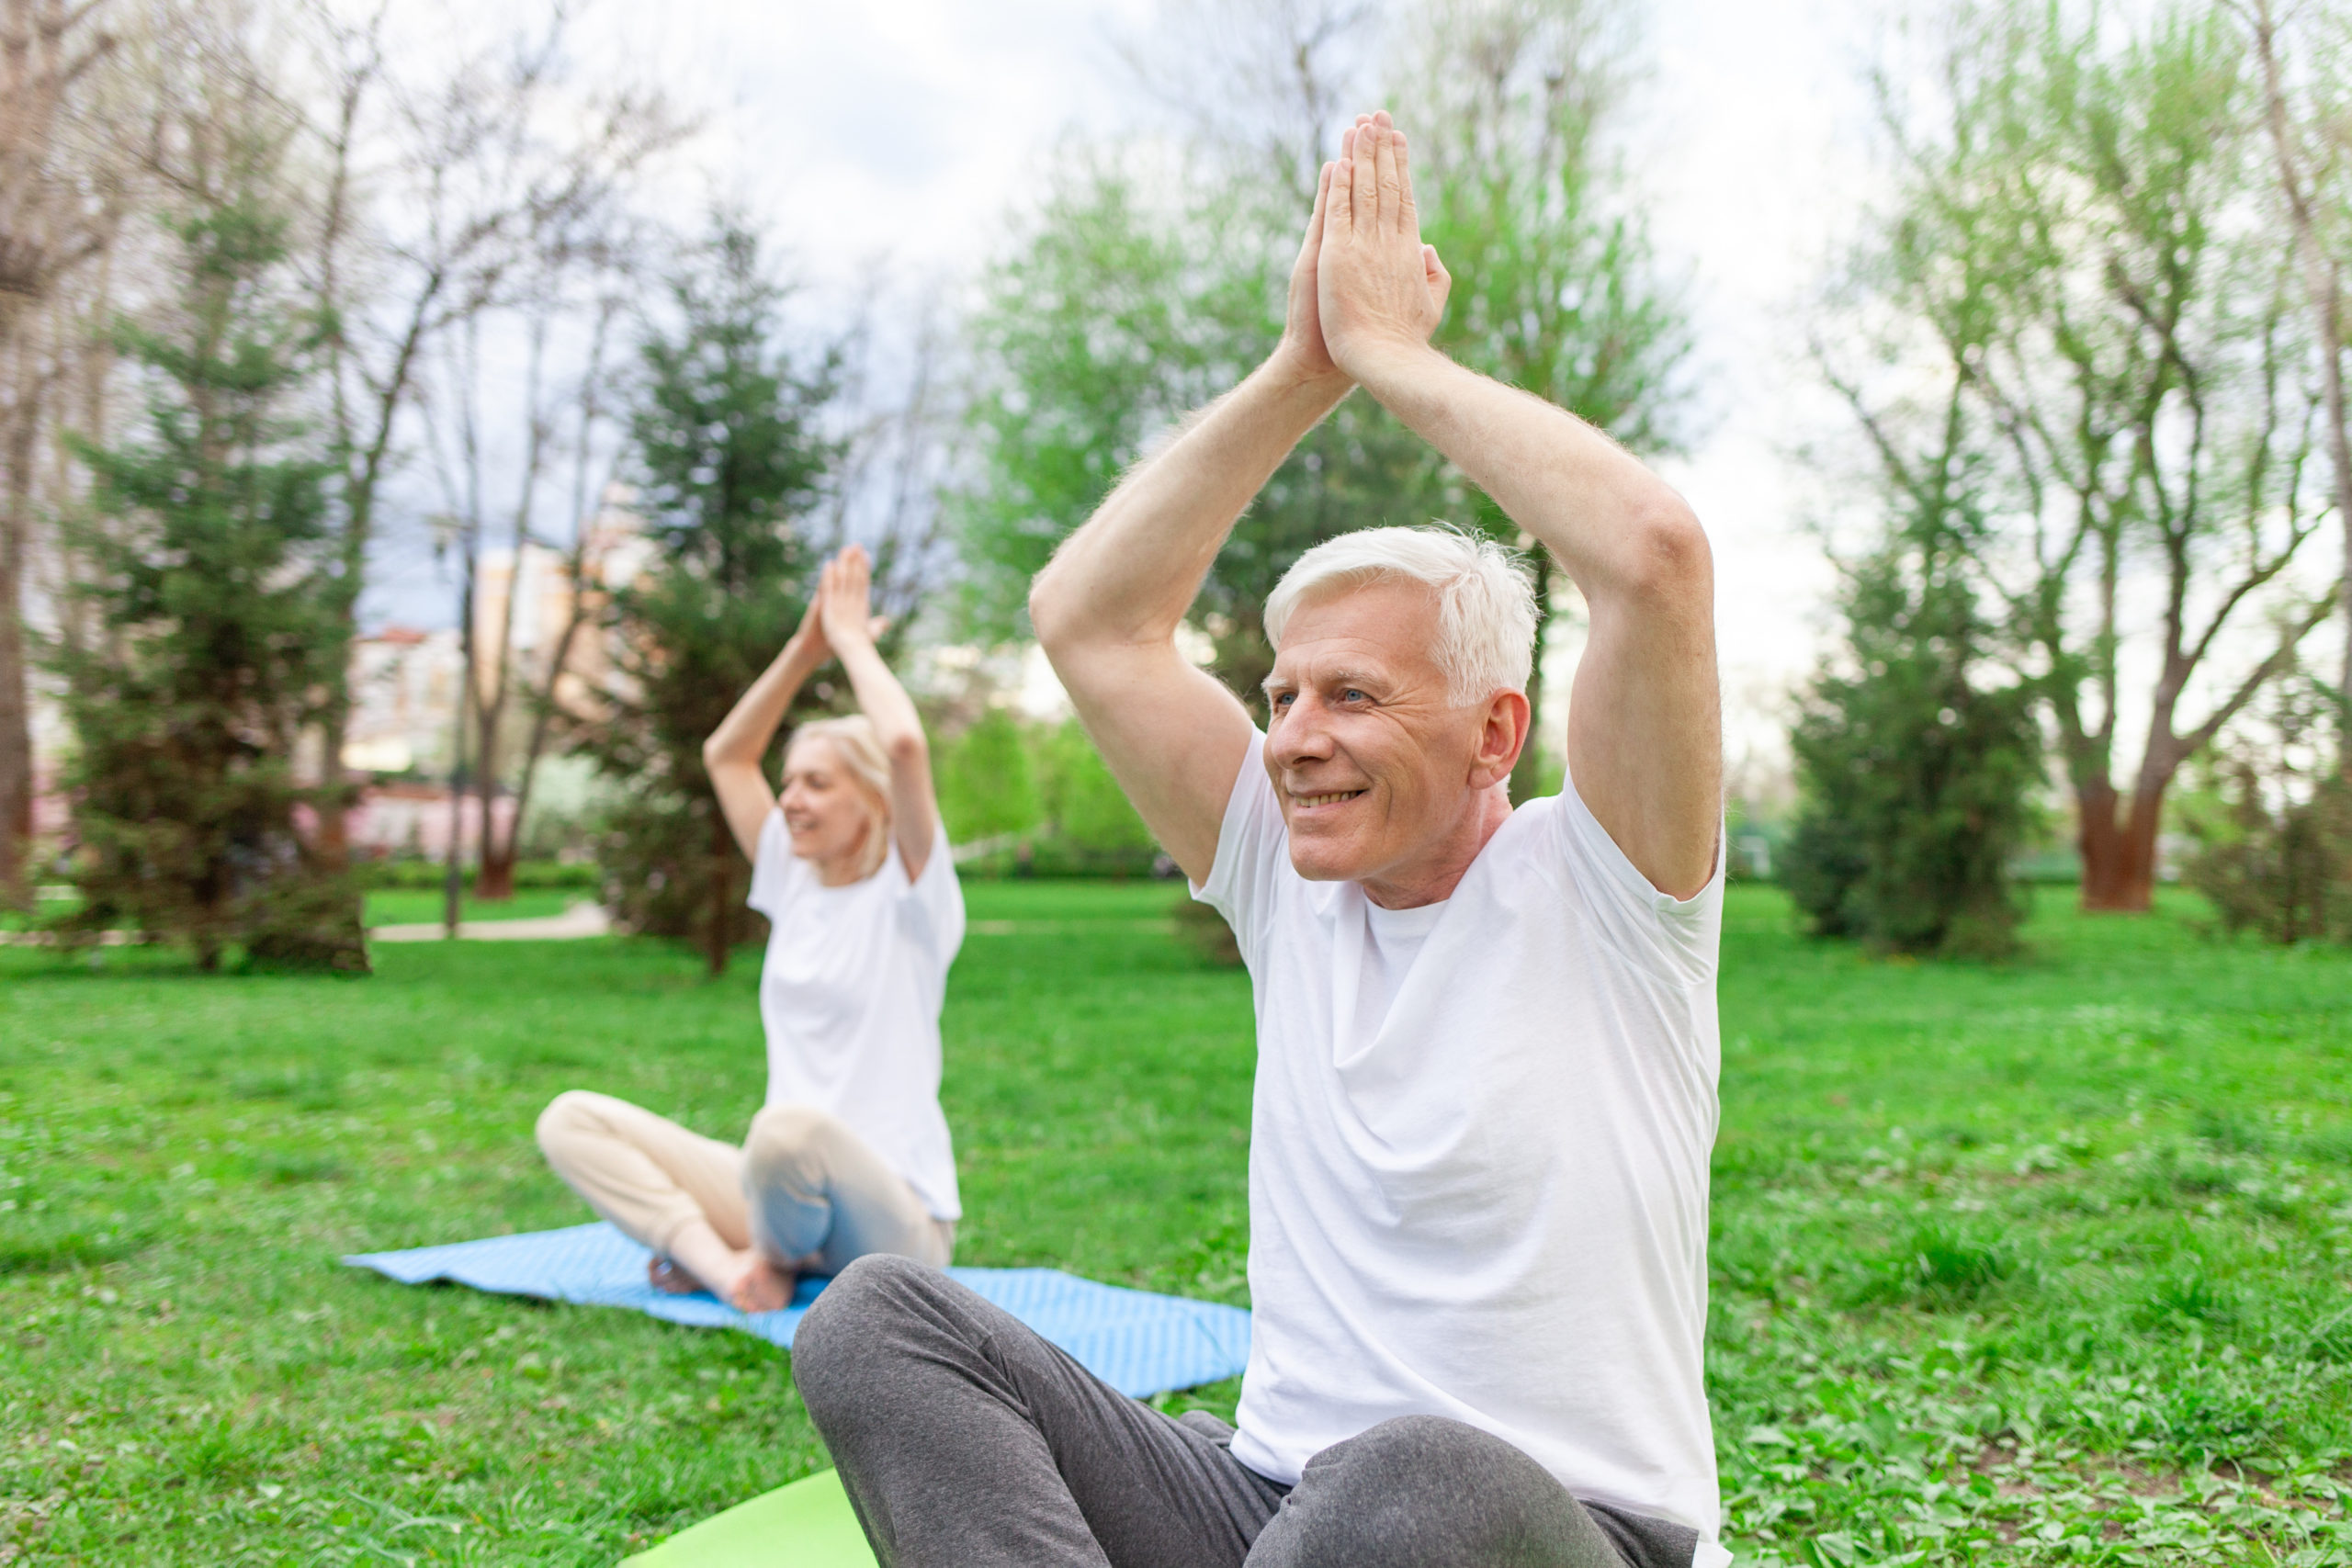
[{"xmin": 1468, "ymin": 690, "xmax": 1532, "ymax": 791}]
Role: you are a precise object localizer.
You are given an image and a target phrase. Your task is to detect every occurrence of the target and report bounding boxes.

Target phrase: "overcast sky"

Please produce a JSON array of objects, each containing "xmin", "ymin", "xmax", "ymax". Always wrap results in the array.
[{"xmin": 377, "ymin": 0, "xmax": 1896, "ymax": 778}]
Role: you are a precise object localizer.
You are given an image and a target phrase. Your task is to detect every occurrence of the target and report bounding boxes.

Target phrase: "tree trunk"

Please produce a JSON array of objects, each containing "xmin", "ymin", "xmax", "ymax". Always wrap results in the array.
[
  {"xmin": 1509, "ymin": 546, "xmax": 1555, "ymax": 806},
  {"xmin": 471, "ymin": 699, "xmax": 509, "ymax": 900},
  {"xmin": 2076, "ymin": 775, "xmax": 2165, "ymax": 913},
  {"xmin": 0, "ymin": 421, "xmax": 33, "ymax": 909},
  {"xmin": 315, "ymin": 697, "xmax": 352, "ymax": 867},
  {"xmin": 474, "ymin": 570, "xmax": 594, "ymax": 907},
  {"xmin": 477, "ymin": 841, "xmax": 516, "ymax": 901},
  {"xmin": 705, "ymin": 803, "xmax": 730, "ymax": 978}
]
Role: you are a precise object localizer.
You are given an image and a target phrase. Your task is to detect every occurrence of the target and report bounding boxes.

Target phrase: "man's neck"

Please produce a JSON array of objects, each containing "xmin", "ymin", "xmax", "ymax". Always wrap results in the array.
[{"xmin": 1358, "ymin": 785, "xmax": 1516, "ymax": 909}]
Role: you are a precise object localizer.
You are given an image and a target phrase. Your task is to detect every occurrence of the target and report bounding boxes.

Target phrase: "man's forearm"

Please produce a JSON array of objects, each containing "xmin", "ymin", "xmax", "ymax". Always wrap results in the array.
[
  {"xmin": 1030, "ymin": 355, "xmax": 1351, "ymax": 651},
  {"xmin": 1350, "ymin": 344, "xmax": 1702, "ymax": 601}
]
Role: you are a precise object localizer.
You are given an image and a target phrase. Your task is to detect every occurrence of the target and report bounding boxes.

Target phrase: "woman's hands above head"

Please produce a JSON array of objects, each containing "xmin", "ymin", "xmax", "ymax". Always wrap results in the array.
[
  {"xmin": 786, "ymin": 585, "xmax": 830, "ymax": 665},
  {"xmin": 815, "ymin": 545, "xmax": 890, "ymax": 657},
  {"xmin": 706, "ymin": 543, "xmax": 892, "ymax": 868},
  {"xmin": 811, "ymin": 541, "xmax": 938, "ymax": 880}
]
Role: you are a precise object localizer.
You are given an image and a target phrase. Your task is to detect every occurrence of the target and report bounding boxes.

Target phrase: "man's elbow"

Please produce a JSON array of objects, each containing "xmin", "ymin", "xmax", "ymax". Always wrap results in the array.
[
  {"xmin": 1624, "ymin": 500, "xmax": 1712, "ymax": 602},
  {"xmin": 1027, "ymin": 568, "xmax": 1080, "ymax": 660}
]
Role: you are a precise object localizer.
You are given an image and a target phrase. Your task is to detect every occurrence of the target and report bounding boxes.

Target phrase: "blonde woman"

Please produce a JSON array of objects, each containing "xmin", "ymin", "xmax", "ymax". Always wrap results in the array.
[{"xmin": 537, "ymin": 545, "xmax": 964, "ymax": 1314}]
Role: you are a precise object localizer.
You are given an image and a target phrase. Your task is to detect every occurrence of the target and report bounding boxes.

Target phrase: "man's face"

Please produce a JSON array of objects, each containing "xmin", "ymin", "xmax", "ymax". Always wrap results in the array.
[{"xmin": 1261, "ymin": 579, "xmax": 1494, "ymax": 887}]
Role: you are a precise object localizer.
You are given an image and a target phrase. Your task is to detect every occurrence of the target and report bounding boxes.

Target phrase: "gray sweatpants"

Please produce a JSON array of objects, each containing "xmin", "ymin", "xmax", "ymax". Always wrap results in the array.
[{"xmin": 793, "ymin": 1255, "xmax": 1702, "ymax": 1568}]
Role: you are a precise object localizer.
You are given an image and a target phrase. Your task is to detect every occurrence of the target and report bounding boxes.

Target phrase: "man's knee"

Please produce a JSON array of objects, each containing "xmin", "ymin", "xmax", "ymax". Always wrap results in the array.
[
  {"xmin": 791, "ymin": 1252, "xmax": 934, "ymax": 1423},
  {"xmin": 1269, "ymin": 1416, "xmax": 1589, "ymax": 1568}
]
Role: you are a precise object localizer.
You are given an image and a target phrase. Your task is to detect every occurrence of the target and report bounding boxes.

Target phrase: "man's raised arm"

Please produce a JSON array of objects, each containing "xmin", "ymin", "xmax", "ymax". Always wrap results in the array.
[
  {"xmin": 1029, "ymin": 163, "xmax": 1358, "ymax": 886},
  {"xmin": 1318, "ymin": 114, "xmax": 1722, "ymax": 898}
]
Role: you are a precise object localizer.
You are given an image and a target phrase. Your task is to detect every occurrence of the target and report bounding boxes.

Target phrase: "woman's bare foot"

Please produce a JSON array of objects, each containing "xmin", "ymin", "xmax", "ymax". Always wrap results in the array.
[
  {"xmin": 727, "ymin": 1258, "xmax": 796, "ymax": 1314},
  {"xmin": 647, "ymin": 1257, "xmax": 704, "ymax": 1295}
]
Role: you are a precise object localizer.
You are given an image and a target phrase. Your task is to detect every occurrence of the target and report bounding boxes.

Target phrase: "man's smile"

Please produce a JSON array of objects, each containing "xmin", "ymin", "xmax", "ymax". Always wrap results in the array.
[{"xmin": 1290, "ymin": 789, "xmax": 1367, "ymax": 810}]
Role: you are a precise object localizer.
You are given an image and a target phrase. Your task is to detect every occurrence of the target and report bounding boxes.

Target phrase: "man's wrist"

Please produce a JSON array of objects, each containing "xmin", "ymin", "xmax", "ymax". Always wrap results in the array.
[
  {"xmin": 1339, "ymin": 338, "xmax": 1451, "ymax": 402},
  {"xmin": 1262, "ymin": 343, "xmax": 1353, "ymax": 401}
]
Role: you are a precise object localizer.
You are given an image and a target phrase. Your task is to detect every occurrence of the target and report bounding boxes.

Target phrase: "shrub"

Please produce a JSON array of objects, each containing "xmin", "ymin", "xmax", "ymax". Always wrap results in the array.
[
  {"xmin": 2178, "ymin": 673, "xmax": 2352, "ymax": 944},
  {"xmin": 934, "ymin": 708, "xmax": 1040, "ymax": 845},
  {"xmin": 934, "ymin": 716, "xmax": 1160, "ymax": 877}
]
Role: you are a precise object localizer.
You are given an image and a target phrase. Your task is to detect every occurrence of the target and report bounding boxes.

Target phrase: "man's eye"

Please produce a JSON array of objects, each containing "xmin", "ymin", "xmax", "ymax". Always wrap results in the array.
[
  {"xmin": 1271, "ymin": 693, "xmax": 1294, "ymax": 708},
  {"xmin": 1340, "ymin": 689, "xmax": 1367, "ymax": 704}
]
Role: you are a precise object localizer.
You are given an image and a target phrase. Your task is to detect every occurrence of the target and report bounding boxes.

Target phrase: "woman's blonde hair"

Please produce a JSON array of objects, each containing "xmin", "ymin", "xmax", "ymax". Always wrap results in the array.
[{"xmin": 787, "ymin": 715, "xmax": 894, "ymax": 882}]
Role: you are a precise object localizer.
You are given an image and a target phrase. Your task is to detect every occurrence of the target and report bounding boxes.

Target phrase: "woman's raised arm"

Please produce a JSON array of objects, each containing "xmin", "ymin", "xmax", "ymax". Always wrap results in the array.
[
  {"xmin": 702, "ymin": 596, "xmax": 829, "ymax": 862},
  {"xmin": 817, "ymin": 547, "xmax": 941, "ymax": 881}
]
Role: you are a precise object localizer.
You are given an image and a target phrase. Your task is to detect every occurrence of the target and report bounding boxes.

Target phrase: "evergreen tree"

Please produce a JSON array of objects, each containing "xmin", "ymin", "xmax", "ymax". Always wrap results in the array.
[
  {"xmin": 1783, "ymin": 543, "xmax": 2042, "ymax": 957},
  {"xmin": 51, "ymin": 145, "xmax": 363, "ymax": 973},
  {"xmin": 580, "ymin": 220, "xmax": 841, "ymax": 976}
]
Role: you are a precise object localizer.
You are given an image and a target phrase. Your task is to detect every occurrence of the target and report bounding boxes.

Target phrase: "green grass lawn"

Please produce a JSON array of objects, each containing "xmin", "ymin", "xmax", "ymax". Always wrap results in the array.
[
  {"xmin": 3, "ymin": 884, "xmax": 2349, "ymax": 1564},
  {"xmin": 5, "ymin": 889, "xmax": 579, "ymax": 932},
  {"xmin": 362, "ymin": 891, "xmax": 584, "ymax": 929}
]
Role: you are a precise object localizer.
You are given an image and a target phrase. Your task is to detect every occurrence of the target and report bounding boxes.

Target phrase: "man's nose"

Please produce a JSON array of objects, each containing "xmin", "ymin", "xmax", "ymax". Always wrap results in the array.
[{"xmin": 1270, "ymin": 693, "xmax": 1336, "ymax": 760}]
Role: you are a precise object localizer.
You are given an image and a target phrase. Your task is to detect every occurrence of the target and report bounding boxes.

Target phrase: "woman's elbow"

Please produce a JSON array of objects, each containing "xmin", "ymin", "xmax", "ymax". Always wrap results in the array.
[{"xmin": 884, "ymin": 729, "xmax": 928, "ymax": 772}]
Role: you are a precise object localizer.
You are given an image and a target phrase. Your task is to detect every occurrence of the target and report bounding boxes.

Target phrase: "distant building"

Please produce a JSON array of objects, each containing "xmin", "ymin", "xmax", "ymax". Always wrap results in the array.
[
  {"xmin": 466, "ymin": 486, "xmax": 652, "ymax": 725},
  {"xmin": 342, "ymin": 626, "xmax": 463, "ymax": 777},
  {"xmin": 339, "ymin": 486, "xmax": 650, "ymax": 857}
]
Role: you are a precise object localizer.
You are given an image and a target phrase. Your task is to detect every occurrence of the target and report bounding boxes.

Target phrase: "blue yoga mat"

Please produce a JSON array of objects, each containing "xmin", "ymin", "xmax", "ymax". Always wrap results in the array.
[{"xmin": 344, "ymin": 1222, "xmax": 1251, "ymax": 1399}]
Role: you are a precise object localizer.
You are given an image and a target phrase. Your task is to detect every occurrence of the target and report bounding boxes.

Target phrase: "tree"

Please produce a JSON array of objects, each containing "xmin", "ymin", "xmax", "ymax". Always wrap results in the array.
[
  {"xmin": 0, "ymin": 0, "xmax": 118, "ymax": 906},
  {"xmin": 426, "ymin": 239, "xmax": 639, "ymax": 904},
  {"xmin": 2179, "ymin": 666, "xmax": 2352, "ymax": 942},
  {"xmin": 573, "ymin": 219, "xmax": 841, "ymax": 976},
  {"xmin": 1783, "ymin": 413, "xmax": 2044, "ymax": 956},
  {"xmin": 1398, "ymin": 0, "xmax": 1690, "ymax": 802},
  {"xmin": 957, "ymin": 0, "xmax": 1685, "ymax": 748},
  {"xmin": 955, "ymin": 163, "xmax": 1442, "ymax": 704},
  {"xmin": 50, "ymin": 92, "xmax": 361, "ymax": 972},
  {"xmin": 303, "ymin": 4, "xmax": 685, "ymax": 873},
  {"xmin": 2233, "ymin": 0, "xmax": 2352, "ymax": 750},
  {"xmin": 1835, "ymin": 0, "xmax": 2336, "ymax": 912}
]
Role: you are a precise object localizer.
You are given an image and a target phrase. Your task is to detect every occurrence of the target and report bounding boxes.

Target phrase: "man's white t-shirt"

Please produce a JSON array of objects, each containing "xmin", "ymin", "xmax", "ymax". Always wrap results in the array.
[
  {"xmin": 1197, "ymin": 734, "xmax": 1726, "ymax": 1565},
  {"xmin": 747, "ymin": 811, "xmax": 966, "ymax": 1222}
]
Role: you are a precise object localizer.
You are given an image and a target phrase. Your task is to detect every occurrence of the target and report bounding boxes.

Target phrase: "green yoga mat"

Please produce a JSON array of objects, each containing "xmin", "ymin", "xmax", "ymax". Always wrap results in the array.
[{"xmin": 623, "ymin": 1469, "xmax": 875, "ymax": 1567}]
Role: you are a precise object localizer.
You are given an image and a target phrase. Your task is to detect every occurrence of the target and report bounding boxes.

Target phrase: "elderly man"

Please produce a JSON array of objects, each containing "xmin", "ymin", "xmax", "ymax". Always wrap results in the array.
[{"xmin": 792, "ymin": 110, "xmax": 1725, "ymax": 1568}]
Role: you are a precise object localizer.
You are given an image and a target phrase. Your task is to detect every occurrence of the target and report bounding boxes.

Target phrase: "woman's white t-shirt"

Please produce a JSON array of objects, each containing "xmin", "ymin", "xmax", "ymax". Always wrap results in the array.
[
  {"xmin": 1198, "ymin": 734, "xmax": 1727, "ymax": 1565},
  {"xmin": 747, "ymin": 811, "xmax": 966, "ymax": 1222}
]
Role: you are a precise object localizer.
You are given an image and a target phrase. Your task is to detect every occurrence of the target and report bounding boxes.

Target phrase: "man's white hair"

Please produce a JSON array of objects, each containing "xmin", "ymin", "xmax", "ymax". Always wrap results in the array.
[{"xmin": 1262, "ymin": 525, "xmax": 1538, "ymax": 705}]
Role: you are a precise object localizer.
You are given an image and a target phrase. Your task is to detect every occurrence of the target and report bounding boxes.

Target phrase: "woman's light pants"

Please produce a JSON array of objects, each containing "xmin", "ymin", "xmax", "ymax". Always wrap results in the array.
[{"xmin": 535, "ymin": 1089, "xmax": 953, "ymax": 1275}]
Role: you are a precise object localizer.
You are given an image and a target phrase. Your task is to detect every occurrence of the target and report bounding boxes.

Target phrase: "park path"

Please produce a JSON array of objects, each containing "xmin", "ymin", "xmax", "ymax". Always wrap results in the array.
[{"xmin": 368, "ymin": 901, "xmax": 613, "ymax": 942}]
